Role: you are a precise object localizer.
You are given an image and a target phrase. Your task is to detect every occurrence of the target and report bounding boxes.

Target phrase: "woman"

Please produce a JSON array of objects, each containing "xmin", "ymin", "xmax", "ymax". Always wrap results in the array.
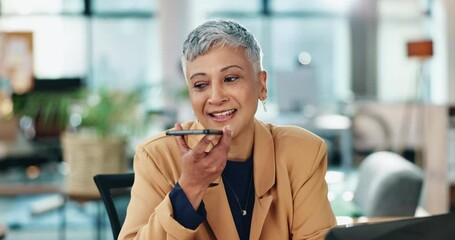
[{"xmin": 119, "ymin": 19, "xmax": 336, "ymax": 240}]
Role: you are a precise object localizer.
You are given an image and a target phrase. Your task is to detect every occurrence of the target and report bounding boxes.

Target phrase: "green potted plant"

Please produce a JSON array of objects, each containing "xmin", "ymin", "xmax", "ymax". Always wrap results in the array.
[
  {"xmin": 62, "ymin": 88, "xmax": 145, "ymax": 197},
  {"xmin": 13, "ymin": 87, "xmax": 145, "ymax": 197},
  {"xmin": 12, "ymin": 90, "xmax": 76, "ymax": 138}
]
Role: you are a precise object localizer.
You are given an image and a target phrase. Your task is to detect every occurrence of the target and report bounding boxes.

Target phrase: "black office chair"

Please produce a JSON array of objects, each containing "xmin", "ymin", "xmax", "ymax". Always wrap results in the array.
[{"xmin": 93, "ymin": 172, "xmax": 134, "ymax": 239}]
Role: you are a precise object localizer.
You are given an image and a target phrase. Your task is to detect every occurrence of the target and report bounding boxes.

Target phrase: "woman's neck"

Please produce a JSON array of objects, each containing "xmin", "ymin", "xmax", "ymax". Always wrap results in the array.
[{"xmin": 228, "ymin": 122, "xmax": 254, "ymax": 162}]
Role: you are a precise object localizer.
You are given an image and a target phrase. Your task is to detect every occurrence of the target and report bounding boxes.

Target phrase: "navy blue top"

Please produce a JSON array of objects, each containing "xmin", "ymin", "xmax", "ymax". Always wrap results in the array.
[{"xmin": 170, "ymin": 156, "xmax": 255, "ymax": 240}]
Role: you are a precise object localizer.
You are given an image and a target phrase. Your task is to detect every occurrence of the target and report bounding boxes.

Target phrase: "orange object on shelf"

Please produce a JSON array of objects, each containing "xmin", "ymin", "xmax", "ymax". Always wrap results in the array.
[{"xmin": 407, "ymin": 40, "xmax": 433, "ymax": 59}]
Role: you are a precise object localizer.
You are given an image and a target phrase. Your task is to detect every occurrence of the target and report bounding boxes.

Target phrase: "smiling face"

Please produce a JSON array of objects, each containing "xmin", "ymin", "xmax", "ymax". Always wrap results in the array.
[{"xmin": 185, "ymin": 45, "xmax": 267, "ymax": 139}]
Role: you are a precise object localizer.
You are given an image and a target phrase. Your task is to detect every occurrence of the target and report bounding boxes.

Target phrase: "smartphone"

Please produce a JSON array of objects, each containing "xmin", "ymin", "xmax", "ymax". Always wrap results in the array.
[{"xmin": 165, "ymin": 129, "xmax": 223, "ymax": 136}]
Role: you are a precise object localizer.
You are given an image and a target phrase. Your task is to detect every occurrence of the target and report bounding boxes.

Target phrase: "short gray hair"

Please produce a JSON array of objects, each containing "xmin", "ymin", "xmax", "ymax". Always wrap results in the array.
[{"xmin": 181, "ymin": 19, "xmax": 263, "ymax": 77}]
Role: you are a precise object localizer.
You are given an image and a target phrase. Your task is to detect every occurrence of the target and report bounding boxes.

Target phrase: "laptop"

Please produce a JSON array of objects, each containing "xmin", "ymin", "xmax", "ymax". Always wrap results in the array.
[{"xmin": 326, "ymin": 213, "xmax": 455, "ymax": 240}]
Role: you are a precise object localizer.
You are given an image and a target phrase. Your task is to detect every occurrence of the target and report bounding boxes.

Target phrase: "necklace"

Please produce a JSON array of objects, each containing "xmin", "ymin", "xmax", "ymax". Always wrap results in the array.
[{"xmin": 222, "ymin": 172, "xmax": 254, "ymax": 216}]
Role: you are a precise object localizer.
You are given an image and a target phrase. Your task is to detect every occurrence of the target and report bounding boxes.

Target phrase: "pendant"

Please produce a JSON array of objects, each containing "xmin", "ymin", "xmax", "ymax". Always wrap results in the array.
[{"xmin": 242, "ymin": 210, "xmax": 247, "ymax": 216}]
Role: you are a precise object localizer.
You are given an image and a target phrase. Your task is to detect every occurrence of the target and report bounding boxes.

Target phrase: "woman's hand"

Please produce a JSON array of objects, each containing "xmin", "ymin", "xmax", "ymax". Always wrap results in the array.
[{"xmin": 175, "ymin": 123, "xmax": 232, "ymax": 210}]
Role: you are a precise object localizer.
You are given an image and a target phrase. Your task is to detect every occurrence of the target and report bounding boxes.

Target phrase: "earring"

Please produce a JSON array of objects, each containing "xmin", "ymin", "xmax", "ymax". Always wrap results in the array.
[{"xmin": 261, "ymin": 100, "xmax": 267, "ymax": 112}]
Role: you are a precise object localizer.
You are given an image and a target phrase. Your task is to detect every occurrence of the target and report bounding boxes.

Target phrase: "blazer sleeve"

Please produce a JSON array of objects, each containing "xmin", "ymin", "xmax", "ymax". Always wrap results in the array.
[
  {"xmin": 291, "ymin": 140, "xmax": 336, "ymax": 240},
  {"xmin": 118, "ymin": 145, "xmax": 201, "ymax": 240}
]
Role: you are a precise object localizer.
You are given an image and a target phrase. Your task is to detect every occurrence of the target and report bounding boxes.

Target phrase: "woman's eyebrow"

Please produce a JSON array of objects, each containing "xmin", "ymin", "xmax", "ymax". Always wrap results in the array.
[
  {"xmin": 189, "ymin": 65, "xmax": 243, "ymax": 81},
  {"xmin": 220, "ymin": 65, "xmax": 243, "ymax": 72},
  {"xmin": 189, "ymin": 72, "xmax": 207, "ymax": 81}
]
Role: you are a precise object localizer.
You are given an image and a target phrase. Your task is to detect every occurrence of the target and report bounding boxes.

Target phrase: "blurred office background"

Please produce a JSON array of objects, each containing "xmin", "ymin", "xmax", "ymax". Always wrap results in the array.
[{"xmin": 0, "ymin": 0, "xmax": 454, "ymax": 239}]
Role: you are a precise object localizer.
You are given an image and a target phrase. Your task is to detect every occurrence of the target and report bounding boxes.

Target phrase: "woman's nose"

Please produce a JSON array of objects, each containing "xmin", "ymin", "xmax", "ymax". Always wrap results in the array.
[{"xmin": 208, "ymin": 85, "xmax": 228, "ymax": 105}]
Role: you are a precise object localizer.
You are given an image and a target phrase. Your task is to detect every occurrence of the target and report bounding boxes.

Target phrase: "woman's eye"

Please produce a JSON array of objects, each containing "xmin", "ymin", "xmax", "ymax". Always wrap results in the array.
[
  {"xmin": 194, "ymin": 82, "xmax": 208, "ymax": 89},
  {"xmin": 224, "ymin": 76, "xmax": 238, "ymax": 82}
]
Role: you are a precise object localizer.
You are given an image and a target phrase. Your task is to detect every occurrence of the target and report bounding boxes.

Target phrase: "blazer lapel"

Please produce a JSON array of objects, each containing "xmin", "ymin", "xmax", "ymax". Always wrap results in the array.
[
  {"xmin": 203, "ymin": 181, "xmax": 240, "ymax": 240},
  {"xmin": 250, "ymin": 119, "xmax": 276, "ymax": 240}
]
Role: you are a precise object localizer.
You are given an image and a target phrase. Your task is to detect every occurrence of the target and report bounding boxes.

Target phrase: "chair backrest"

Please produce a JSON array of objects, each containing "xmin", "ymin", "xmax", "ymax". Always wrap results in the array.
[
  {"xmin": 353, "ymin": 151, "xmax": 423, "ymax": 217},
  {"xmin": 94, "ymin": 172, "xmax": 134, "ymax": 239}
]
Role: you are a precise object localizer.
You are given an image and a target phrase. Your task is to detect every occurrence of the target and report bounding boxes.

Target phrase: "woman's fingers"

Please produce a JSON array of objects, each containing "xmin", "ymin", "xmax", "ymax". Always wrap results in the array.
[
  {"xmin": 191, "ymin": 134, "xmax": 217, "ymax": 157},
  {"xmin": 174, "ymin": 123, "xmax": 191, "ymax": 152},
  {"xmin": 218, "ymin": 125, "xmax": 233, "ymax": 149}
]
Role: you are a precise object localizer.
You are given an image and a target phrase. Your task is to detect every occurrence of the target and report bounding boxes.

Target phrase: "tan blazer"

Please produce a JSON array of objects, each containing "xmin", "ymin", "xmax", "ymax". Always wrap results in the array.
[{"xmin": 119, "ymin": 119, "xmax": 336, "ymax": 240}]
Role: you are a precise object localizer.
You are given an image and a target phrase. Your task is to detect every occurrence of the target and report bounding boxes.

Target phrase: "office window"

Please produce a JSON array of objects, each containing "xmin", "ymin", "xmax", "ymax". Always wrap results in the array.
[
  {"xmin": 270, "ymin": 0, "xmax": 353, "ymax": 14},
  {"xmin": 0, "ymin": 16, "xmax": 87, "ymax": 79},
  {"xmin": 268, "ymin": 17, "xmax": 350, "ymax": 109},
  {"xmin": 201, "ymin": 0, "xmax": 260, "ymax": 13},
  {"xmin": 0, "ymin": 0, "xmax": 158, "ymax": 91},
  {"xmin": 89, "ymin": 0, "xmax": 158, "ymax": 90},
  {"xmin": 0, "ymin": 0, "xmax": 84, "ymax": 14},
  {"xmin": 93, "ymin": 0, "xmax": 156, "ymax": 13},
  {"xmin": 90, "ymin": 18, "xmax": 160, "ymax": 90},
  {"xmin": 0, "ymin": 0, "xmax": 87, "ymax": 79}
]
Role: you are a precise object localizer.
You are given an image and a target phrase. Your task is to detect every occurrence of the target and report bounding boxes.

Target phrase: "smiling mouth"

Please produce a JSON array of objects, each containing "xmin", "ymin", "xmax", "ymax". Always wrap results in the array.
[{"xmin": 209, "ymin": 109, "xmax": 236, "ymax": 120}]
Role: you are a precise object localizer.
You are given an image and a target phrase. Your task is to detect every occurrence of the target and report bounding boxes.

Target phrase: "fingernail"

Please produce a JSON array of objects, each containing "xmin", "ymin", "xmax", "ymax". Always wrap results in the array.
[
  {"xmin": 225, "ymin": 125, "xmax": 233, "ymax": 135},
  {"xmin": 207, "ymin": 135, "xmax": 215, "ymax": 141}
]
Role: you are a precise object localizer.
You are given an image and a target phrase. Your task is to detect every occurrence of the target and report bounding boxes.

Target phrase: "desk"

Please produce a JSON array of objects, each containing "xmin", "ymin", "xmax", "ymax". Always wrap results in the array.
[
  {"xmin": 336, "ymin": 216, "xmax": 413, "ymax": 226},
  {"xmin": 0, "ymin": 162, "xmax": 63, "ymax": 196},
  {"xmin": 0, "ymin": 183, "xmax": 62, "ymax": 196},
  {"xmin": 0, "ymin": 163, "xmax": 104, "ymax": 240}
]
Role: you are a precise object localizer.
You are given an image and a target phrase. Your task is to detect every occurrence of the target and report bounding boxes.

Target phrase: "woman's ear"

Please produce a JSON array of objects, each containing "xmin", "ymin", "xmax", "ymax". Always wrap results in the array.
[{"xmin": 258, "ymin": 71, "xmax": 268, "ymax": 100}]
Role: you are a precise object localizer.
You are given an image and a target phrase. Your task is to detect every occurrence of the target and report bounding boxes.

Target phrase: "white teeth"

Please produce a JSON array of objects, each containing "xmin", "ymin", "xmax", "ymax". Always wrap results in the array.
[{"xmin": 212, "ymin": 109, "xmax": 234, "ymax": 117}]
